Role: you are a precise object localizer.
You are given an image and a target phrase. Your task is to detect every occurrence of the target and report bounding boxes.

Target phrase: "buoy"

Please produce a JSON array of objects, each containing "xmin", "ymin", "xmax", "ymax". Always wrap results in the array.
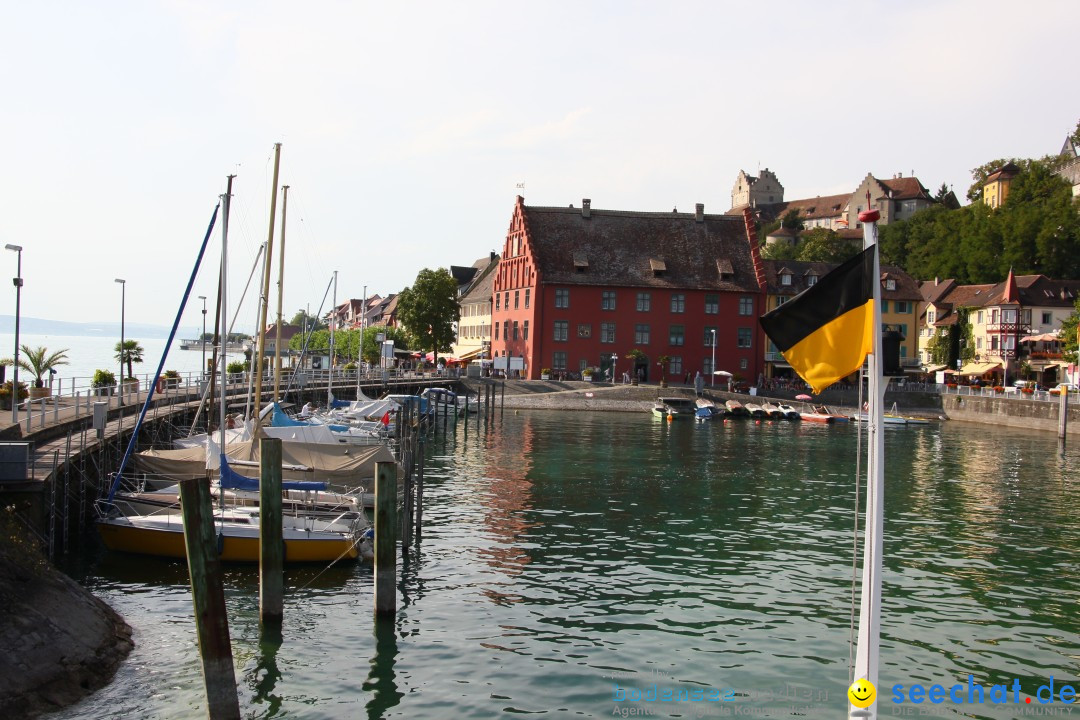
[{"xmin": 667, "ymin": 414, "xmax": 674, "ymax": 422}]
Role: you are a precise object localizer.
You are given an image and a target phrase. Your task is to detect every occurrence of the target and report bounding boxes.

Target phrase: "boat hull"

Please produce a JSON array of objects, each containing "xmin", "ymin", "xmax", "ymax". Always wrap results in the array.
[{"xmin": 97, "ymin": 516, "xmax": 365, "ymax": 563}]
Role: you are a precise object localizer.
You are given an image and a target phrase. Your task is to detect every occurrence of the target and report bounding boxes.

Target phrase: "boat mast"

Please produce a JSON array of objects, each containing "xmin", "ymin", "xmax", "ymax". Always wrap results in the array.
[
  {"xmin": 852, "ymin": 194, "xmax": 886, "ymax": 719},
  {"xmin": 252, "ymin": 142, "xmax": 282, "ymax": 425},
  {"xmin": 273, "ymin": 184, "xmax": 289, "ymax": 402},
  {"xmin": 328, "ymin": 270, "xmax": 337, "ymax": 407},
  {"xmin": 219, "ymin": 176, "xmax": 233, "ymax": 452}
]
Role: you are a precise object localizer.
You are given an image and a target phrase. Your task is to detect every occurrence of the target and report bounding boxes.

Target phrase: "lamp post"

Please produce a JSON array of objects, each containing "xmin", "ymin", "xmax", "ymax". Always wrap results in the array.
[
  {"xmin": 198, "ymin": 295, "xmax": 207, "ymax": 381},
  {"xmin": 5, "ymin": 244, "xmax": 22, "ymax": 424},
  {"xmin": 710, "ymin": 329, "xmax": 716, "ymax": 387},
  {"xmin": 115, "ymin": 279, "xmax": 125, "ymax": 406}
]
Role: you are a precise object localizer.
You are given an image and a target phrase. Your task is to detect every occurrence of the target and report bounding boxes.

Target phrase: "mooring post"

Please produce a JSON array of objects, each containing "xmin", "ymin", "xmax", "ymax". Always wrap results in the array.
[
  {"xmin": 260, "ymin": 437, "xmax": 284, "ymax": 626},
  {"xmin": 178, "ymin": 476, "xmax": 241, "ymax": 719},
  {"xmin": 415, "ymin": 433, "xmax": 425, "ymax": 542},
  {"xmin": 374, "ymin": 460, "xmax": 397, "ymax": 616},
  {"xmin": 401, "ymin": 409, "xmax": 414, "ymax": 555},
  {"xmin": 1059, "ymin": 388, "xmax": 1068, "ymax": 439}
]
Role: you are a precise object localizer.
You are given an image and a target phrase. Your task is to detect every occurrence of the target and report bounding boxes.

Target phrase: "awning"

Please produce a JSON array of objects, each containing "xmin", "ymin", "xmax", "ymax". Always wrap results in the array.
[
  {"xmin": 924, "ymin": 364, "xmax": 948, "ymax": 373},
  {"xmin": 456, "ymin": 347, "xmax": 485, "ymax": 362},
  {"xmin": 1020, "ymin": 332, "xmax": 1060, "ymax": 343},
  {"xmin": 959, "ymin": 362, "xmax": 1001, "ymax": 376}
]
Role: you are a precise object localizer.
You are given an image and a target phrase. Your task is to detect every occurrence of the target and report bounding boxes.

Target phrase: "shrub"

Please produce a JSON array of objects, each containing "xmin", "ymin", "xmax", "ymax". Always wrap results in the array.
[
  {"xmin": 163, "ymin": 369, "xmax": 180, "ymax": 380},
  {"xmin": 226, "ymin": 361, "xmax": 247, "ymax": 374},
  {"xmin": 541, "ymin": 368, "xmax": 551, "ymax": 375},
  {"xmin": 92, "ymin": 369, "xmax": 116, "ymax": 388}
]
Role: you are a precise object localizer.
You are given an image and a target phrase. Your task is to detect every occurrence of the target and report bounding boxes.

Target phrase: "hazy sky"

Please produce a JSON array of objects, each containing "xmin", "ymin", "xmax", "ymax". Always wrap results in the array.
[{"xmin": 1, "ymin": 1, "xmax": 1074, "ymax": 332}]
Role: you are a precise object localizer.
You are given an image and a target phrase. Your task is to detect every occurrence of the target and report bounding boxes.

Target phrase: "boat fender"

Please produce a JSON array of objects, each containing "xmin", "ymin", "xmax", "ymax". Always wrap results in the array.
[
  {"xmin": 362, "ymin": 528, "xmax": 374, "ymax": 541},
  {"xmin": 216, "ymin": 531, "xmax": 225, "ymax": 556}
]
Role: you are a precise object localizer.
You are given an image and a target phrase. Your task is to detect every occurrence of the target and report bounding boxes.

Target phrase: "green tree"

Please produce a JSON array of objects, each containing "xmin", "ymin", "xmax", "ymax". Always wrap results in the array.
[
  {"xmin": 966, "ymin": 157, "xmax": 1023, "ymax": 203},
  {"xmin": 359, "ymin": 326, "xmax": 413, "ymax": 366},
  {"xmin": 760, "ymin": 239, "xmax": 798, "ymax": 261},
  {"xmin": 795, "ymin": 228, "xmax": 859, "ymax": 263},
  {"xmin": 17, "ymin": 345, "xmax": 69, "ymax": 387},
  {"xmin": 289, "ymin": 308, "xmax": 327, "ymax": 332},
  {"xmin": 1060, "ymin": 298, "xmax": 1080, "ymax": 364},
  {"xmin": 114, "ymin": 340, "xmax": 145, "ymax": 379},
  {"xmin": 396, "ymin": 268, "xmax": 460, "ymax": 364}
]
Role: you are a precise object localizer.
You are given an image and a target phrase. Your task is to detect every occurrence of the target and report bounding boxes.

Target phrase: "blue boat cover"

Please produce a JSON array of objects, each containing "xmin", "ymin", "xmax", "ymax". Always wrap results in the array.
[
  {"xmin": 271, "ymin": 401, "xmax": 309, "ymax": 427},
  {"xmin": 330, "ymin": 398, "xmax": 351, "ymax": 409},
  {"xmin": 218, "ymin": 454, "xmax": 327, "ymax": 492}
]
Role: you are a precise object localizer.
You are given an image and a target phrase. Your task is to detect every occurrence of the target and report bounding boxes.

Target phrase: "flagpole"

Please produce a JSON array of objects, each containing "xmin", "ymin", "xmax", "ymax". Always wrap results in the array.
[{"xmin": 851, "ymin": 200, "xmax": 886, "ymax": 719}]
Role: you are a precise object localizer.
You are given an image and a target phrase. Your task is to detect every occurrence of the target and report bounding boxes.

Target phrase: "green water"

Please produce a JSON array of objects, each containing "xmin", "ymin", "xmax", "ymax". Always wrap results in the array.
[{"xmin": 57, "ymin": 412, "xmax": 1080, "ymax": 718}]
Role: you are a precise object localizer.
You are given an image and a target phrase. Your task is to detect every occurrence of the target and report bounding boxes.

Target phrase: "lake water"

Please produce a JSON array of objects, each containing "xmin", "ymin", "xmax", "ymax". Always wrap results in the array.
[
  {"xmin": 0, "ymin": 332, "xmax": 215, "ymax": 388},
  {"xmin": 56, "ymin": 411, "xmax": 1080, "ymax": 718}
]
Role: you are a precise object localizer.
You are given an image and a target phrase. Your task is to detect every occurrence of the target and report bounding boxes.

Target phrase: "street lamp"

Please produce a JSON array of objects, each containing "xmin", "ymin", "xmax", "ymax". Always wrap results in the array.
[
  {"xmin": 198, "ymin": 295, "xmax": 207, "ymax": 380},
  {"xmin": 710, "ymin": 329, "xmax": 716, "ymax": 387},
  {"xmin": 5, "ymin": 244, "xmax": 22, "ymax": 424},
  {"xmin": 115, "ymin": 279, "xmax": 125, "ymax": 405}
]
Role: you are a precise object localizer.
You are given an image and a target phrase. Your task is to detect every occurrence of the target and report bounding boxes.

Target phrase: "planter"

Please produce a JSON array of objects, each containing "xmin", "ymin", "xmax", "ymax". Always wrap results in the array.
[
  {"xmin": 94, "ymin": 386, "xmax": 114, "ymax": 397},
  {"xmin": 540, "ymin": 373, "xmax": 550, "ymax": 381},
  {"xmin": 631, "ymin": 378, "xmax": 639, "ymax": 386},
  {"xmin": 121, "ymin": 381, "xmax": 139, "ymax": 395},
  {"xmin": 28, "ymin": 386, "xmax": 51, "ymax": 400},
  {"xmin": 582, "ymin": 375, "xmax": 593, "ymax": 382}
]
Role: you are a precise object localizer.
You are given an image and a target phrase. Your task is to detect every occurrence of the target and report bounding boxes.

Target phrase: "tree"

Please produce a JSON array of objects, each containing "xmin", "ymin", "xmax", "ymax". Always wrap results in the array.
[
  {"xmin": 396, "ymin": 268, "xmax": 460, "ymax": 365},
  {"xmin": 933, "ymin": 182, "xmax": 951, "ymax": 203},
  {"xmin": 17, "ymin": 345, "xmax": 69, "ymax": 387},
  {"xmin": 966, "ymin": 157, "xmax": 1022, "ymax": 203},
  {"xmin": 795, "ymin": 228, "xmax": 859, "ymax": 263},
  {"xmin": 288, "ymin": 309, "xmax": 327, "ymax": 332},
  {"xmin": 1060, "ymin": 298, "xmax": 1080, "ymax": 365},
  {"xmin": 359, "ymin": 326, "xmax": 412, "ymax": 366},
  {"xmin": 114, "ymin": 340, "xmax": 144, "ymax": 379}
]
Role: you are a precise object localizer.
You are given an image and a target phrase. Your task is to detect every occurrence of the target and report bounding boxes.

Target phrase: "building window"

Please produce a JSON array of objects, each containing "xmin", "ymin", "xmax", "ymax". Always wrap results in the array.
[
  {"xmin": 514, "ymin": 290, "xmax": 520, "ymax": 310},
  {"xmin": 977, "ymin": 311, "xmax": 984, "ymax": 324},
  {"xmin": 928, "ymin": 310, "xmax": 935, "ymax": 324},
  {"xmin": 495, "ymin": 322, "xmax": 500, "ymax": 340},
  {"xmin": 781, "ymin": 273, "xmax": 792, "ymax": 286},
  {"xmin": 704, "ymin": 327, "xmax": 717, "ymax": 346},
  {"xmin": 703, "ymin": 357, "xmax": 714, "ymax": 375},
  {"xmin": 740, "ymin": 357, "xmax": 748, "ymax": 370},
  {"xmin": 635, "ymin": 324, "xmax": 650, "ymax": 345},
  {"xmin": 895, "ymin": 300, "xmax": 911, "ymax": 313},
  {"xmin": 554, "ymin": 320, "xmax": 568, "ymax": 342},
  {"xmin": 602, "ymin": 291, "xmax": 617, "ymax": 310},
  {"xmin": 738, "ymin": 297, "xmax": 753, "ymax": 316},
  {"xmin": 669, "ymin": 325, "xmax": 684, "ymax": 346},
  {"xmin": 523, "ymin": 320, "xmax": 529, "ymax": 341},
  {"xmin": 636, "ymin": 292, "xmax": 651, "ymax": 312},
  {"xmin": 737, "ymin": 327, "xmax": 752, "ymax": 348},
  {"xmin": 670, "ymin": 293, "xmax": 685, "ymax": 313},
  {"xmin": 512, "ymin": 321, "xmax": 519, "ymax": 340},
  {"xmin": 504, "ymin": 291, "xmax": 510, "ymax": 309},
  {"xmin": 495, "ymin": 294, "xmax": 500, "ymax": 312},
  {"xmin": 525, "ymin": 288, "xmax": 530, "ymax": 309},
  {"xmin": 807, "ymin": 275, "xmax": 818, "ymax": 286},
  {"xmin": 705, "ymin": 294, "xmax": 719, "ymax": 314},
  {"xmin": 669, "ymin": 356, "xmax": 682, "ymax": 375},
  {"xmin": 555, "ymin": 288, "xmax": 569, "ymax": 308},
  {"xmin": 553, "ymin": 351, "xmax": 567, "ymax": 370},
  {"xmin": 881, "ymin": 300, "xmax": 889, "ymax": 313},
  {"xmin": 1022, "ymin": 309, "xmax": 1031, "ymax": 324},
  {"xmin": 601, "ymin": 322, "xmax": 616, "ymax": 343},
  {"xmin": 977, "ymin": 337, "xmax": 983, "ymax": 350},
  {"xmin": 579, "ymin": 358, "xmax": 589, "ymax": 372},
  {"xmin": 775, "ymin": 297, "xmax": 787, "ymax": 308},
  {"xmin": 1043, "ymin": 312, "xmax": 1052, "ymax": 324},
  {"xmin": 885, "ymin": 279, "xmax": 896, "ymax": 291},
  {"xmin": 577, "ymin": 324, "xmax": 591, "ymax": 338}
]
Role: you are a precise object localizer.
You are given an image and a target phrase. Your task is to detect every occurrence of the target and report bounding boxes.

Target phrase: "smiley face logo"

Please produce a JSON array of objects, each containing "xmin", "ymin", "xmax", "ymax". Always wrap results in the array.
[{"xmin": 848, "ymin": 678, "xmax": 876, "ymax": 708}]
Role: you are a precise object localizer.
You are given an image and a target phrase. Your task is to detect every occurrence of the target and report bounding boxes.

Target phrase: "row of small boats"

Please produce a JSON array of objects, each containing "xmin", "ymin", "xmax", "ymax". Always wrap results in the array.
[{"xmin": 653, "ymin": 396, "xmax": 933, "ymax": 425}]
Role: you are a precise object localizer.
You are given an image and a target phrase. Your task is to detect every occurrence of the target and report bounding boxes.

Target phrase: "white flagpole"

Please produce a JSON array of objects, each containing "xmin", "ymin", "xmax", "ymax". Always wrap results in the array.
[{"xmin": 852, "ymin": 199, "xmax": 886, "ymax": 719}]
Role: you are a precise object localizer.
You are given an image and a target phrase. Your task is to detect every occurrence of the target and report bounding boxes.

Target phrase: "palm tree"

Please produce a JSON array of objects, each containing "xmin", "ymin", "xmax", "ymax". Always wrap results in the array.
[
  {"xmin": 17, "ymin": 345, "xmax": 70, "ymax": 387},
  {"xmin": 114, "ymin": 339, "xmax": 145, "ymax": 379}
]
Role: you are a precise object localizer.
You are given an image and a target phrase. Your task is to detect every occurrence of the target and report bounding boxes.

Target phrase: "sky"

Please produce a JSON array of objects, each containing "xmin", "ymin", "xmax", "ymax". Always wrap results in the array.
[{"xmin": 1, "ymin": 0, "xmax": 1075, "ymax": 333}]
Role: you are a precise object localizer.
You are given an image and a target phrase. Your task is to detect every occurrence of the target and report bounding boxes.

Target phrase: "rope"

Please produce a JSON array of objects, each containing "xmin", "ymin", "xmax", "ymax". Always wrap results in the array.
[
  {"xmin": 849, "ymin": 367, "xmax": 865, "ymax": 682},
  {"xmin": 294, "ymin": 531, "xmax": 368, "ymax": 591}
]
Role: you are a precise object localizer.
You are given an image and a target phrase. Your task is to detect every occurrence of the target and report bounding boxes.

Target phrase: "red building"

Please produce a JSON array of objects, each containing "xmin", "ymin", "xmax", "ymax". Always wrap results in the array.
[{"xmin": 491, "ymin": 197, "xmax": 767, "ymax": 383}]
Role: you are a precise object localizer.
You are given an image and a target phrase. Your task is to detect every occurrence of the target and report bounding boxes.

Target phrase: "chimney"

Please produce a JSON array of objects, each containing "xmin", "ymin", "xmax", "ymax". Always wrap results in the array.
[
  {"xmin": 582, "ymin": 198, "xmax": 591, "ymax": 218},
  {"xmin": 490, "ymin": 251, "xmax": 496, "ymax": 262},
  {"xmin": 695, "ymin": 203, "xmax": 704, "ymax": 222},
  {"xmin": 934, "ymin": 277, "xmax": 939, "ymax": 286}
]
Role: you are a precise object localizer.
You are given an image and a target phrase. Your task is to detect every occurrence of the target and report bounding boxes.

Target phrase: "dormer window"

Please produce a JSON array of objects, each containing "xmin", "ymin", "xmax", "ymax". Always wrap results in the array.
[
  {"xmin": 807, "ymin": 274, "xmax": 818, "ymax": 286},
  {"xmin": 649, "ymin": 258, "xmax": 667, "ymax": 277},
  {"xmin": 781, "ymin": 273, "xmax": 792, "ymax": 286},
  {"xmin": 885, "ymin": 279, "xmax": 896, "ymax": 291},
  {"xmin": 573, "ymin": 251, "xmax": 589, "ymax": 274}
]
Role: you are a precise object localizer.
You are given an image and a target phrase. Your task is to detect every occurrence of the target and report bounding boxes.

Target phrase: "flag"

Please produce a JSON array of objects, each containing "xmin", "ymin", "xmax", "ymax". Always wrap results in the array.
[
  {"xmin": 759, "ymin": 246, "xmax": 875, "ymax": 394},
  {"xmin": 381, "ymin": 411, "xmax": 390, "ymax": 427}
]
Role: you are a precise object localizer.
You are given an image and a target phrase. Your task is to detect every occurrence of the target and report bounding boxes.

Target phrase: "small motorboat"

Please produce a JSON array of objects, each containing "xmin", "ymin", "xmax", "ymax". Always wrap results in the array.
[
  {"xmin": 652, "ymin": 403, "xmax": 677, "ymax": 419},
  {"xmin": 802, "ymin": 405, "xmax": 849, "ymax": 423},
  {"xmin": 694, "ymin": 398, "xmax": 725, "ymax": 422},
  {"xmin": 725, "ymin": 399, "xmax": 749, "ymax": 417},
  {"xmin": 761, "ymin": 402, "xmax": 785, "ymax": 420},
  {"xmin": 776, "ymin": 403, "xmax": 801, "ymax": 420},
  {"xmin": 745, "ymin": 403, "xmax": 768, "ymax": 419}
]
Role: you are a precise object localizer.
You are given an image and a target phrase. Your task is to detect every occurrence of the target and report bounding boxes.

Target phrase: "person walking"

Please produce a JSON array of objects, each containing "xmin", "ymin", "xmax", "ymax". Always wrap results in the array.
[{"xmin": 694, "ymin": 371, "xmax": 704, "ymax": 397}]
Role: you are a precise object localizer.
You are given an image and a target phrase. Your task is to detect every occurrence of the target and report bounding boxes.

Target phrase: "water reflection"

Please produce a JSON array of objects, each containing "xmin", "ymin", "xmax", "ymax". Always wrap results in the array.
[
  {"xmin": 250, "ymin": 625, "xmax": 283, "ymax": 716},
  {"xmin": 363, "ymin": 616, "xmax": 403, "ymax": 719}
]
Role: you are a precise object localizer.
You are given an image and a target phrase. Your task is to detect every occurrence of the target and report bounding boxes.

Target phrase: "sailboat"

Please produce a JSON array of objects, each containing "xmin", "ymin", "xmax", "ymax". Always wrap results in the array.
[
  {"xmin": 759, "ymin": 197, "xmax": 886, "ymax": 718},
  {"xmin": 98, "ymin": 169, "xmax": 374, "ymax": 563}
]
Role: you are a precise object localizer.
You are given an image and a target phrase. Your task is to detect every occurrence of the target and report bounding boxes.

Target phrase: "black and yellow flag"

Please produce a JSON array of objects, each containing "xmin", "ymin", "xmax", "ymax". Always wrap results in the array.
[{"xmin": 759, "ymin": 247, "xmax": 875, "ymax": 394}]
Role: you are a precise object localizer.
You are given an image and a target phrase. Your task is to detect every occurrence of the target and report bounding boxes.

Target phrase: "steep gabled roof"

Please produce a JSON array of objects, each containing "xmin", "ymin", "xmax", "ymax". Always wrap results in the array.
[
  {"xmin": 521, "ymin": 204, "xmax": 757, "ymax": 292},
  {"xmin": 460, "ymin": 255, "xmax": 500, "ymax": 305},
  {"xmin": 761, "ymin": 258, "xmax": 920, "ymax": 300},
  {"xmin": 879, "ymin": 176, "xmax": 932, "ymax": 201}
]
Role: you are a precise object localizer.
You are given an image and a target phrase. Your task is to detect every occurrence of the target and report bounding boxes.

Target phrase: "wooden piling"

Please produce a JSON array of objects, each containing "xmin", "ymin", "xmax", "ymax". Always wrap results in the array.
[
  {"xmin": 259, "ymin": 437, "xmax": 284, "ymax": 625},
  {"xmin": 374, "ymin": 460, "xmax": 397, "ymax": 616},
  {"xmin": 415, "ymin": 434, "xmax": 425, "ymax": 542},
  {"xmin": 1059, "ymin": 388, "xmax": 1068, "ymax": 439},
  {"xmin": 179, "ymin": 476, "xmax": 241, "ymax": 719}
]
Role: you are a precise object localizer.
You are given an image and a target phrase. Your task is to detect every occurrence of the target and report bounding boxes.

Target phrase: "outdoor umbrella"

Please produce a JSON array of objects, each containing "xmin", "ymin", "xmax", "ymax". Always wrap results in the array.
[{"xmin": 796, "ymin": 394, "xmax": 812, "ymax": 401}]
